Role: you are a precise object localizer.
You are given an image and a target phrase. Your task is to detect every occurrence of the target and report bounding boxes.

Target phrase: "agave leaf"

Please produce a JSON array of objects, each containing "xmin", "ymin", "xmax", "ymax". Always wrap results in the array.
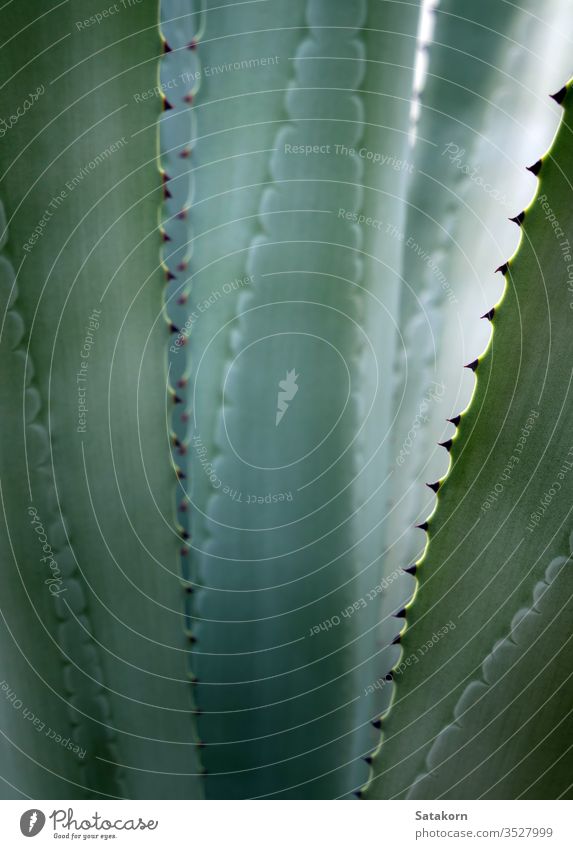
[
  {"xmin": 0, "ymin": 201, "xmax": 89, "ymax": 798},
  {"xmin": 186, "ymin": 0, "xmax": 420, "ymax": 798},
  {"xmin": 383, "ymin": 0, "xmax": 573, "ymax": 651},
  {"xmin": 159, "ymin": 2, "xmax": 202, "ymax": 550},
  {"xmin": 0, "ymin": 0, "xmax": 201, "ymax": 798},
  {"xmin": 377, "ymin": 0, "xmax": 573, "ymax": 739},
  {"xmin": 409, "ymin": 536, "xmax": 573, "ymax": 799},
  {"xmin": 366, "ymin": 79, "xmax": 573, "ymax": 799}
]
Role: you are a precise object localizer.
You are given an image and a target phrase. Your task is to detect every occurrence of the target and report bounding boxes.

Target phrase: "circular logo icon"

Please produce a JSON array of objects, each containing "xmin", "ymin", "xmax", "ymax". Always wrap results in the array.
[{"xmin": 20, "ymin": 810, "xmax": 45, "ymax": 837}]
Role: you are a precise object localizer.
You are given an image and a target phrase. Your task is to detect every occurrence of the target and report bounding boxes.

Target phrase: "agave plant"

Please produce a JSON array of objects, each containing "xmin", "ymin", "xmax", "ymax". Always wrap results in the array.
[{"xmin": 0, "ymin": 0, "xmax": 572, "ymax": 801}]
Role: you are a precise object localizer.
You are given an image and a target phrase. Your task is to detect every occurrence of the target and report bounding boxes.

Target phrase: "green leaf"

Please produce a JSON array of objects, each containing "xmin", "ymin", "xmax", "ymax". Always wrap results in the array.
[
  {"xmin": 186, "ymin": 0, "xmax": 420, "ymax": 798},
  {"xmin": 0, "ymin": 0, "xmax": 201, "ymax": 798},
  {"xmin": 383, "ymin": 0, "xmax": 572, "ymax": 620},
  {"xmin": 366, "ymin": 79, "xmax": 573, "ymax": 799},
  {"xmin": 409, "ymin": 534, "xmax": 573, "ymax": 799}
]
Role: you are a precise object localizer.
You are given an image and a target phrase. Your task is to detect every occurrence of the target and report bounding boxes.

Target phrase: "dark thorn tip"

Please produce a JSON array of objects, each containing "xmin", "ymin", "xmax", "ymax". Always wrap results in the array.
[
  {"xmin": 496, "ymin": 262, "xmax": 509, "ymax": 275},
  {"xmin": 551, "ymin": 85, "xmax": 567, "ymax": 105},
  {"xmin": 439, "ymin": 439, "xmax": 453, "ymax": 452},
  {"xmin": 509, "ymin": 211, "xmax": 525, "ymax": 226},
  {"xmin": 465, "ymin": 359, "xmax": 479, "ymax": 372},
  {"xmin": 426, "ymin": 481, "xmax": 440, "ymax": 493},
  {"xmin": 447, "ymin": 414, "xmax": 461, "ymax": 427},
  {"xmin": 481, "ymin": 308, "xmax": 495, "ymax": 321},
  {"xmin": 527, "ymin": 160, "xmax": 542, "ymax": 176}
]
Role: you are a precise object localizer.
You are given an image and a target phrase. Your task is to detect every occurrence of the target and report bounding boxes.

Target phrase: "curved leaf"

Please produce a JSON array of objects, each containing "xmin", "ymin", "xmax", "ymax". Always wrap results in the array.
[
  {"xmin": 0, "ymin": 0, "xmax": 201, "ymax": 798},
  {"xmin": 366, "ymin": 78, "xmax": 573, "ymax": 799}
]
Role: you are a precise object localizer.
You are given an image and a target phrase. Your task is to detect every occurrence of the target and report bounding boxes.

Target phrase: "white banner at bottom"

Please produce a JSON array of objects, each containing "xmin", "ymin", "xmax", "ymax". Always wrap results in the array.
[{"xmin": 1, "ymin": 799, "xmax": 571, "ymax": 848}]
